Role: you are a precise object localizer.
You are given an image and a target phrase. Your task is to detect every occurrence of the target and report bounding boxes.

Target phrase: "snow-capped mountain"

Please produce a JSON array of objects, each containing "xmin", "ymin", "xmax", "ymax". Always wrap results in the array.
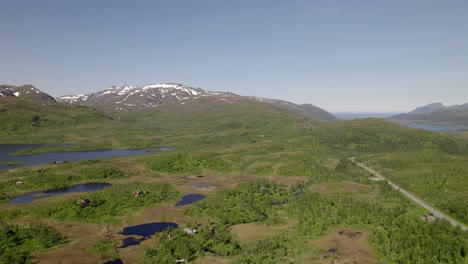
[
  {"xmin": 56, "ymin": 83, "xmax": 241, "ymax": 110},
  {"xmin": 56, "ymin": 82, "xmax": 337, "ymax": 121},
  {"xmin": 0, "ymin": 84, "xmax": 56, "ymax": 103}
]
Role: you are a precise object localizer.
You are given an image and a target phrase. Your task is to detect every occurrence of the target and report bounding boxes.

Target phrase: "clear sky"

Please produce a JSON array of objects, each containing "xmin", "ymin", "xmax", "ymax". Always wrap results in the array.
[{"xmin": 1, "ymin": 0, "xmax": 467, "ymax": 112}]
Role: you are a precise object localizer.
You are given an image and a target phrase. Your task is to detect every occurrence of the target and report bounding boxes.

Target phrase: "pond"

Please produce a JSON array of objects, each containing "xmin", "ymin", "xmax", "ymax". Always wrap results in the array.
[
  {"xmin": 0, "ymin": 144, "xmax": 172, "ymax": 170},
  {"xmin": 102, "ymin": 259, "xmax": 124, "ymax": 264},
  {"xmin": 8, "ymin": 182, "xmax": 111, "ymax": 204},
  {"xmin": 175, "ymin": 194, "xmax": 206, "ymax": 207},
  {"xmin": 119, "ymin": 222, "xmax": 178, "ymax": 237}
]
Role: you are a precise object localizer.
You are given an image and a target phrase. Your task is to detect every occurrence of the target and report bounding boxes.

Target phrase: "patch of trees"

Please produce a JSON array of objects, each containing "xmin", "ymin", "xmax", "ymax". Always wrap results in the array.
[
  {"xmin": 287, "ymin": 187, "xmax": 467, "ymax": 263},
  {"xmin": 0, "ymin": 222, "xmax": 66, "ymax": 264},
  {"xmin": 143, "ymin": 224, "xmax": 240, "ymax": 263},
  {"xmin": 186, "ymin": 180, "xmax": 293, "ymax": 225},
  {"xmin": 26, "ymin": 182, "xmax": 178, "ymax": 223}
]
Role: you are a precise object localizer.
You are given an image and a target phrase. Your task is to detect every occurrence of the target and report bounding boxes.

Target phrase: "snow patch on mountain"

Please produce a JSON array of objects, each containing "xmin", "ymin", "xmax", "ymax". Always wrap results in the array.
[{"xmin": 56, "ymin": 83, "xmax": 210, "ymax": 110}]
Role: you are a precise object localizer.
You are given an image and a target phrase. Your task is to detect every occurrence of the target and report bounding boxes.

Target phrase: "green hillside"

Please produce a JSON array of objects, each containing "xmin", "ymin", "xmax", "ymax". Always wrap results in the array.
[
  {"xmin": 312, "ymin": 118, "xmax": 468, "ymax": 155},
  {"xmin": 129, "ymin": 97, "xmax": 319, "ymax": 134},
  {"xmin": 0, "ymin": 97, "xmax": 116, "ymax": 145}
]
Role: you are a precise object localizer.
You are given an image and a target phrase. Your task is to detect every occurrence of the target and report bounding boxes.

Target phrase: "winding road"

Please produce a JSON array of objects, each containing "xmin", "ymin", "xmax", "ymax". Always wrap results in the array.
[{"xmin": 350, "ymin": 157, "xmax": 467, "ymax": 231}]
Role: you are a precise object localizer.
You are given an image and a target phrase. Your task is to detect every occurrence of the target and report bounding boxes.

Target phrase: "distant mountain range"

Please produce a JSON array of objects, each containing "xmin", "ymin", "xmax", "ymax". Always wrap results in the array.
[
  {"xmin": 390, "ymin": 102, "xmax": 468, "ymax": 126},
  {"xmin": 55, "ymin": 83, "xmax": 337, "ymax": 122}
]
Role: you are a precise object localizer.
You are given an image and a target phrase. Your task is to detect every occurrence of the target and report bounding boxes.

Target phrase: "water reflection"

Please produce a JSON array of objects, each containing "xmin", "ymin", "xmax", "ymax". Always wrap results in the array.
[
  {"xmin": 9, "ymin": 182, "xmax": 111, "ymax": 204},
  {"xmin": 175, "ymin": 194, "xmax": 206, "ymax": 207},
  {"xmin": 119, "ymin": 222, "xmax": 178, "ymax": 237},
  {"xmin": 0, "ymin": 144, "xmax": 172, "ymax": 170}
]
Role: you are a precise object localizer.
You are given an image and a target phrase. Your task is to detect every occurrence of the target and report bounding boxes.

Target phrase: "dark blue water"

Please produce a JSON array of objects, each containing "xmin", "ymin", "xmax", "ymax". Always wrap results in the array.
[
  {"xmin": 119, "ymin": 222, "xmax": 178, "ymax": 237},
  {"xmin": 120, "ymin": 237, "xmax": 144, "ymax": 248},
  {"xmin": 400, "ymin": 123, "xmax": 468, "ymax": 131},
  {"xmin": 9, "ymin": 182, "xmax": 111, "ymax": 204},
  {"xmin": 0, "ymin": 144, "xmax": 171, "ymax": 170},
  {"xmin": 175, "ymin": 194, "xmax": 206, "ymax": 206},
  {"xmin": 102, "ymin": 259, "xmax": 124, "ymax": 264}
]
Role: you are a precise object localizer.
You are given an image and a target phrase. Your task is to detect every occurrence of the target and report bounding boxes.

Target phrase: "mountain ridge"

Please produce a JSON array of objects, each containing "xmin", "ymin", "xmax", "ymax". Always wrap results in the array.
[
  {"xmin": 390, "ymin": 102, "xmax": 468, "ymax": 126},
  {"xmin": 0, "ymin": 84, "xmax": 56, "ymax": 103},
  {"xmin": 409, "ymin": 102, "xmax": 468, "ymax": 114},
  {"xmin": 56, "ymin": 83, "xmax": 337, "ymax": 122}
]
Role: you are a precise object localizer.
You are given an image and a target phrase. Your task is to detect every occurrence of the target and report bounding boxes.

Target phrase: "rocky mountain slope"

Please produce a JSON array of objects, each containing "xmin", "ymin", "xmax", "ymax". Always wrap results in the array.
[
  {"xmin": 56, "ymin": 83, "xmax": 337, "ymax": 122},
  {"xmin": 0, "ymin": 84, "xmax": 56, "ymax": 103},
  {"xmin": 390, "ymin": 102, "xmax": 468, "ymax": 126}
]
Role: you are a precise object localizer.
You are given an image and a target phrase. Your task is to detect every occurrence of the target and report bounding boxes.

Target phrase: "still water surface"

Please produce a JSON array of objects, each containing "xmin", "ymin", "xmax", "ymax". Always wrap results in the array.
[
  {"xmin": 9, "ymin": 182, "xmax": 111, "ymax": 204},
  {"xmin": 175, "ymin": 194, "xmax": 206, "ymax": 207},
  {"xmin": 0, "ymin": 144, "xmax": 171, "ymax": 170}
]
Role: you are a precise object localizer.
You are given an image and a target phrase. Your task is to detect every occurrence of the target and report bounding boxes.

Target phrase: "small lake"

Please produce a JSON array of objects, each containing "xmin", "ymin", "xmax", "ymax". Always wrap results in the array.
[
  {"xmin": 399, "ymin": 123, "xmax": 468, "ymax": 131},
  {"xmin": 175, "ymin": 194, "xmax": 206, "ymax": 206},
  {"xmin": 0, "ymin": 144, "xmax": 172, "ymax": 170},
  {"xmin": 9, "ymin": 182, "xmax": 111, "ymax": 204},
  {"xmin": 119, "ymin": 222, "xmax": 178, "ymax": 237}
]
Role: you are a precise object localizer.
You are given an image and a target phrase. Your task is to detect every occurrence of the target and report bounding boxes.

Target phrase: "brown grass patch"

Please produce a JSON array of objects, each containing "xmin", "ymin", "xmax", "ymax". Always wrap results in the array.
[
  {"xmin": 230, "ymin": 219, "xmax": 298, "ymax": 245},
  {"xmin": 342, "ymin": 181, "xmax": 372, "ymax": 193},
  {"xmin": 325, "ymin": 159, "xmax": 340, "ymax": 170},
  {"xmin": 310, "ymin": 181, "xmax": 377, "ymax": 201},
  {"xmin": 299, "ymin": 227, "xmax": 376, "ymax": 264},
  {"xmin": 12, "ymin": 217, "xmax": 116, "ymax": 264}
]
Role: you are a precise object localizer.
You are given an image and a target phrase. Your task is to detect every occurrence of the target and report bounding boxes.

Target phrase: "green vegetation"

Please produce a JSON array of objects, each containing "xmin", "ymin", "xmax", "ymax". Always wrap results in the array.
[
  {"xmin": 89, "ymin": 239, "xmax": 121, "ymax": 262},
  {"xmin": 366, "ymin": 150, "xmax": 468, "ymax": 224},
  {"xmin": 313, "ymin": 118, "xmax": 468, "ymax": 154},
  {"xmin": 0, "ymin": 160, "xmax": 23, "ymax": 166},
  {"xmin": 186, "ymin": 180, "xmax": 294, "ymax": 225},
  {"xmin": 0, "ymin": 222, "xmax": 67, "ymax": 264},
  {"xmin": 27, "ymin": 182, "xmax": 178, "ymax": 223},
  {"xmin": 143, "ymin": 224, "xmax": 240, "ymax": 263},
  {"xmin": 0, "ymin": 161, "xmax": 130, "ymax": 201},
  {"xmin": 1, "ymin": 97, "xmax": 467, "ymax": 263},
  {"xmin": 0, "ymin": 97, "xmax": 113, "ymax": 137},
  {"xmin": 90, "ymin": 240, "xmax": 115, "ymax": 254}
]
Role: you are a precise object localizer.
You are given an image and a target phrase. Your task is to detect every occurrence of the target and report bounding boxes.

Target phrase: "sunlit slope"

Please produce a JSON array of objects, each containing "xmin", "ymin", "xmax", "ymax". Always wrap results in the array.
[
  {"xmin": 312, "ymin": 118, "xmax": 468, "ymax": 154},
  {"xmin": 0, "ymin": 96, "xmax": 322, "ymax": 149},
  {"xmin": 0, "ymin": 97, "xmax": 113, "ymax": 137},
  {"xmin": 122, "ymin": 97, "xmax": 321, "ymax": 135},
  {"xmin": 312, "ymin": 118, "xmax": 468, "ymax": 224}
]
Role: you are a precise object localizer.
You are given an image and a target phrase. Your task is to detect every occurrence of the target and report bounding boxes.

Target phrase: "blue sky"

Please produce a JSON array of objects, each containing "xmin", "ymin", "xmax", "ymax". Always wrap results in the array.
[{"xmin": 1, "ymin": 0, "xmax": 467, "ymax": 112}]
